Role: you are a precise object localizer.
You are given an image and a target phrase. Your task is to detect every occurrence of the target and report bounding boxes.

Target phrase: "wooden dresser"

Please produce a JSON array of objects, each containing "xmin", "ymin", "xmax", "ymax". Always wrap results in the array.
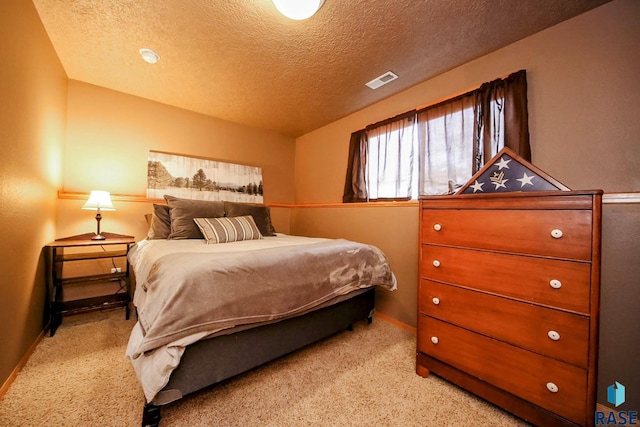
[{"xmin": 417, "ymin": 190, "xmax": 602, "ymax": 427}]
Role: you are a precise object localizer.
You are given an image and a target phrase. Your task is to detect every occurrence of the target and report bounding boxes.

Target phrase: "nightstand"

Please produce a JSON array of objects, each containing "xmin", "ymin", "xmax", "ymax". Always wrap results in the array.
[{"xmin": 44, "ymin": 232, "xmax": 136, "ymax": 336}]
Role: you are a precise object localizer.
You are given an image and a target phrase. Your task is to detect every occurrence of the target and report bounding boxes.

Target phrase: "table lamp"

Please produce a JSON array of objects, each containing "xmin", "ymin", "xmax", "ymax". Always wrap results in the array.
[{"xmin": 82, "ymin": 190, "xmax": 115, "ymax": 240}]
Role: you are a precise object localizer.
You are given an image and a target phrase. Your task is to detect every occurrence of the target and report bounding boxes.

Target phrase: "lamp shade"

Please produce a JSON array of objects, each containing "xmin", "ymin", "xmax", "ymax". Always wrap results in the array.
[
  {"xmin": 272, "ymin": 0, "xmax": 324, "ymax": 20},
  {"xmin": 82, "ymin": 190, "xmax": 115, "ymax": 211}
]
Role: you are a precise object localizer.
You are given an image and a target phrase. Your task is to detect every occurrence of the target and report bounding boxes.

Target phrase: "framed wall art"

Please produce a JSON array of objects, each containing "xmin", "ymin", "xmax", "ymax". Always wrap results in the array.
[{"xmin": 147, "ymin": 151, "xmax": 264, "ymax": 203}]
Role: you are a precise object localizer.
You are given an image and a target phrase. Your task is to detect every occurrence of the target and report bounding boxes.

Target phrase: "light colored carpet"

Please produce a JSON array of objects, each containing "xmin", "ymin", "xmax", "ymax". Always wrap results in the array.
[{"xmin": 0, "ymin": 309, "xmax": 528, "ymax": 426}]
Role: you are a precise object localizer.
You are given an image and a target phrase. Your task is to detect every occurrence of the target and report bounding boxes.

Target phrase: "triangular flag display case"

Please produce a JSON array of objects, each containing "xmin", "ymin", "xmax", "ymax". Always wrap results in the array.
[
  {"xmin": 417, "ymin": 148, "xmax": 603, "ymax": 427},
  {"xmin": 457, "ymin": 147, "xmax": 570, "ymax": 194}
]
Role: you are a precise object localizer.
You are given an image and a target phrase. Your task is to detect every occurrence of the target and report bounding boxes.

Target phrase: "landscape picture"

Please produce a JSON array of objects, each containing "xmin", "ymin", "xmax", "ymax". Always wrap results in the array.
[{"xmin": 147, "ymin": 151, "xmax": 264, "ymax": 203}]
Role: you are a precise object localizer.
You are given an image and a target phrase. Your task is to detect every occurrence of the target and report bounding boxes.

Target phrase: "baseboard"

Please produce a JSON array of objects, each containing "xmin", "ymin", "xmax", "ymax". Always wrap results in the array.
[
  {"xmin": 375, "ymin": 311, "xmax": 416, "ymax": 335},
  {"xmin": 0, "ymin": 329, "xmax": 46, "ymax": 399}
]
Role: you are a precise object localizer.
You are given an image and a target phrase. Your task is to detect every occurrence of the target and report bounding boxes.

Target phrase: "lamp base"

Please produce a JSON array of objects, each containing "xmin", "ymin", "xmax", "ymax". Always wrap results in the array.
[{"xmin": 92, "ymin": 211, "xmax": 105, "ymax": 240}]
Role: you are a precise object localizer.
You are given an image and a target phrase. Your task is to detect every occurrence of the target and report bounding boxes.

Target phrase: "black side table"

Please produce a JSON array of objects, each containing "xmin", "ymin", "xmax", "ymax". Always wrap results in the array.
[{"xmin": 44, "ymin": 232, "xmax": 135, "ymax": 336}]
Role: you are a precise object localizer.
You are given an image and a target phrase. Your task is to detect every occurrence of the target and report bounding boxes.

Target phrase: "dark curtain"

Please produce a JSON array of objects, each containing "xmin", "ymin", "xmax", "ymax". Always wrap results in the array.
[
  {"xmin": 474, "ymin": 69, "xmax": 531, "ymax": 171},
  {"xmin": 342, "ymin": 129, "xmax": 368, "ymax": 202}
]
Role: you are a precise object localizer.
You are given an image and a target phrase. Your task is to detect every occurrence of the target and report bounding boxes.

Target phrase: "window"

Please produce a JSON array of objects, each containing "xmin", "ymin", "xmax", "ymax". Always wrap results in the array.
[
  {"xmin": 365, "ymin": 114, "xmax": 418, "ymax": 200},
  {"xmin": 417, "ymin": 93, "xmax": 477, "ymax": 195},
  {"xmin": 343, "ymin": 70, "xmax": 530, "ymax": 202}
]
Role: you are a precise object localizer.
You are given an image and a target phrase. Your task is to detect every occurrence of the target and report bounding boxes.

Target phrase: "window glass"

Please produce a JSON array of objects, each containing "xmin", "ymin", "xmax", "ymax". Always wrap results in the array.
[
  {"xmin": 418, "ymin": 95, "xmax": 477, "ymax": 195},
  {"xmin": 366, "ymin": 118, "xmax": 418, "ymax": 200}
]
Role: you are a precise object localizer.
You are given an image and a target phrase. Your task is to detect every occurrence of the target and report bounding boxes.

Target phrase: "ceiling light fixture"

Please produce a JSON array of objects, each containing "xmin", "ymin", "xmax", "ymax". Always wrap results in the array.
[
  {"xmin": 139, "ymin": 48, "xmax": 160, "ymax": 64},
  {"xmin": 272, "ymin": 0, "xmax": 325, "ymax": 20}
]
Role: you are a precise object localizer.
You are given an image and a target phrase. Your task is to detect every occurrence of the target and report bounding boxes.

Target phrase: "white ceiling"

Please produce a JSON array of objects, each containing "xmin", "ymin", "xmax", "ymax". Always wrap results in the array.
[{"xmin": 32, "ymin": 0, "xmax": 611, "ymax": 138}]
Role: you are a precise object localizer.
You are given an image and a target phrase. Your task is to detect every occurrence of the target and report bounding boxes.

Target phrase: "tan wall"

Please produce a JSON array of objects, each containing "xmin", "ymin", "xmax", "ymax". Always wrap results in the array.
[
  {"xmin": 56, "ymin": 81, "xmax": 296, "ymax": 241},
  {"xmin": 291, "ymin": 205, "xmax": 419, "ymax": 326},
  {"xmin": 294, "ymin": 0, "xmax": 640, "ymax": 320},
  {"xmin": 295, "ymin": 0, "xmax": 640, "ymax": 204},
  {"xmin": 598, "ymin": 203, "xmax": 640, "ymax": 408},
  {"xmin": 0, "ymin": 0, "xmax": 67, "ymax": 388},
  {"xmin": 293, "ymin": 0, "xmax": 640, "ymax": 407}
]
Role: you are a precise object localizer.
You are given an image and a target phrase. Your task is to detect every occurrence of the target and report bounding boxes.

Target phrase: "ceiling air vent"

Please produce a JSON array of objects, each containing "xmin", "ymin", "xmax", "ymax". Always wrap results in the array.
[{"xmin": 366, "ymin": 71, "xmax": 398, "ymax": 89}]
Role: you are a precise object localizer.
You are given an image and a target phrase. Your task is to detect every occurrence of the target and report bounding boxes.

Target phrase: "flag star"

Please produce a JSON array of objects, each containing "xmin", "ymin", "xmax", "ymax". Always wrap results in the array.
[
  {"xmin": 517, "ymin": 172, "xmax": 535, "ymax": 187},
  {"xmin": 492, "ymin": 178, "xmax": 508, "ymax": 190},
  {"xmin": 470, "ymin": 180, "xmax": 484, "ymax": 193},
  {"xmin": 495, "ymin": 157, "xmax": 512, "ymax": 170}
]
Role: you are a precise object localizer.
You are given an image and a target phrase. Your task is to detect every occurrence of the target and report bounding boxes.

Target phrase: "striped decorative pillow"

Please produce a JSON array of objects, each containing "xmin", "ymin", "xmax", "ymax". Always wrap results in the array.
[{"xmin": 193, "ymin": 216, "xmax": 263, "ymax": 244}]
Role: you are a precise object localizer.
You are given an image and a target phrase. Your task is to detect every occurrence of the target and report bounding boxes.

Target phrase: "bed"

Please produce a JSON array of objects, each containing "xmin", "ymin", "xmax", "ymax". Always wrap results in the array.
[{"xmin": 125, "ymin": 197, "xmax": 397, "ymax": 426}]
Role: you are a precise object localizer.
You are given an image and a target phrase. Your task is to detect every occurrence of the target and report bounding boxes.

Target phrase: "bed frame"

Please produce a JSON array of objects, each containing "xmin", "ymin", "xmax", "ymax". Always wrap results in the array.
[{"xmin": 140, "ymin": 288, "xmax": 376, "ymax": 427}]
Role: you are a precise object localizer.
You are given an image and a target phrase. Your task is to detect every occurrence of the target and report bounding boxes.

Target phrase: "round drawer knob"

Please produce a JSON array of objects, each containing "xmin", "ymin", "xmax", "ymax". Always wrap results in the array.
[
  {"xmin": 433, "ymin": 223, "xmax": 442, "ymax": 231},
  {"xmin": 549, "ymin": 279, "xmax": 562, "ymax": 289},
  {"xmin": 547, "ymin": 330, "xmax": 561, "ymax": 341},
  {"xmin": 432, "ymin": 297, "xmax": 440, "ymax": 305},
  {"xmin": 433, "ymin": 260, "xmax": 441, "ymax": 268},
  {"xmin": 551, "ymin": 229, "xmax": 563, "ymax": 239},
  {"xmin": 431, "ymin": 336, "xmax": 439, "ymax": 344},
  {"xmin": 546, "ymin": 382, "xmax": 559, "ymax": 393}
]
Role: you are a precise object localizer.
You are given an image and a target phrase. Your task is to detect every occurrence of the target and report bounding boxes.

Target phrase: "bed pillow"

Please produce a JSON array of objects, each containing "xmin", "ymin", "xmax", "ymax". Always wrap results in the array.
[
  {"xmin": 194, "ymin": 216, "xmax": 263, "ymax": 244},
  {"xmin": 146, "ymin": 204, "xmax": 172, "ymax": 239},
  {"xmin": 223, "ymin": 201, "xmax": 276, "ymax": 236},
  {"xmin": 164, "ymin": 195, "xmax": 225, "ymax": 239}
]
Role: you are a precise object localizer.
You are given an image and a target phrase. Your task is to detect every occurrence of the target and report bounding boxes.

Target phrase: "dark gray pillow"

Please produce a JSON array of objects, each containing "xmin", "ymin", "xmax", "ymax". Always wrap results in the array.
[
  {"xmin": 164, "ymin": 195, "xmax": 225, "ymax": 239},
  {"xmin": 223, "ymin": 201, "xmax": 276, "ymax": 236},
  {"xmin": 147, "ymin": 204, "xmax": 171, "ymax": 239}
]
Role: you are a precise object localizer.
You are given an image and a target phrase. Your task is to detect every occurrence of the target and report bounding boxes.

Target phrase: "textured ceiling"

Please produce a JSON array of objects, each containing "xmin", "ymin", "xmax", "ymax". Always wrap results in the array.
[{"xmin": 32, "ymin": 0, "xmax": 610, "ymax": 138}]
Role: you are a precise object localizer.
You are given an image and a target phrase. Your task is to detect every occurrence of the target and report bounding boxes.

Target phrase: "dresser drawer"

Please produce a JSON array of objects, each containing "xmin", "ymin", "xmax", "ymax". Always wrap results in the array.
[
  {"xmin": 420, "ymin": 245, "xmax": 591, "ymax": 314},
  {"xmin": 419, "ymin": 280, "xmax": 589, "ymax": 367},
  {"xmin": 417, "ymin": 316, "xmax": 588, "ymax": 425},
  {"xmin": 421, "ymin": 208, "xmax": 593, "ymax": 261}
]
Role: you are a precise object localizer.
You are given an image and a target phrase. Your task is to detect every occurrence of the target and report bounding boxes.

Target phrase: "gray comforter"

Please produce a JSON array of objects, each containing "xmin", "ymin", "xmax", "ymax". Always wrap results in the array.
[{"xmin": 132, "ymin": 238, "xmax": 397, "ymax": 357}]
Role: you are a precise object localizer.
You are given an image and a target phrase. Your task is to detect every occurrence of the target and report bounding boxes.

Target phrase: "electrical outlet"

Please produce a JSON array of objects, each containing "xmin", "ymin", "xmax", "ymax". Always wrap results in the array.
[{"xmin": 111, "ymin": 267, "xmax": 122, "ymax": 274}]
